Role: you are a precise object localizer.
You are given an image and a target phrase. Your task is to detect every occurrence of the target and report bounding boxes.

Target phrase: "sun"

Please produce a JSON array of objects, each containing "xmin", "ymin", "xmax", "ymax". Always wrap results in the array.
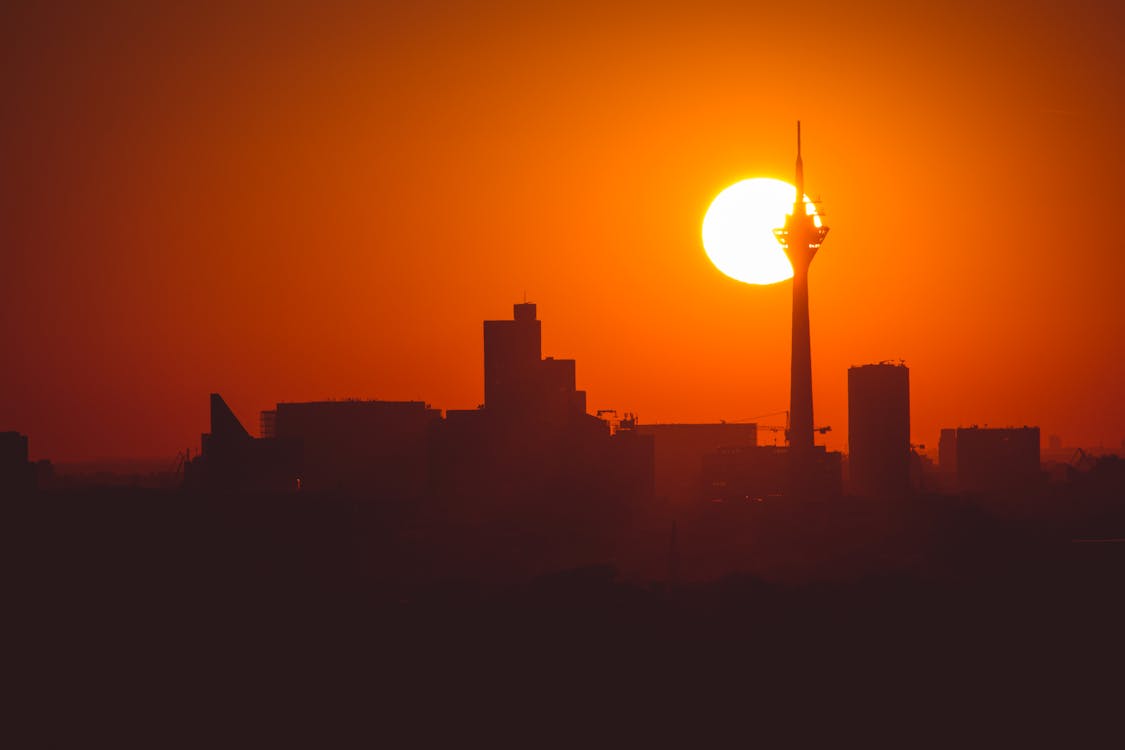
[{"xmin": 702, "ymin": 177, "xmax": 822, "ymax": 285}]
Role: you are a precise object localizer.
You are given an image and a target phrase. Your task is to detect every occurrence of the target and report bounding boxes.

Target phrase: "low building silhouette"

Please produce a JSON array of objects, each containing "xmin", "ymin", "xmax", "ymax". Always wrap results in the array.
[
  {"xmin": 185, "ymin": 394, "xmax": 300, "ymax": 491},
  {"xmin": 634, "ymin": 416, "xmax": 845, "ymax": 503},
  {"xmin": 938, "ymin": 428, "xmax": 957, "ymax": 477},
  {"xmin": 270, "ymin": 400, "xmax": 440, "ymax": 495},
  {"xmin": 1, "ymin": 431, "xmax": 36, "ymax": 493},
  {"xmin": 940, "ymin": 426, "xmax": 1042, "ymax": 495},
  {"xmin": 702, "ymin": 444, "xmax": 842, "ymax": 502},
  {"xmin": 635, "ymin": 423, "xmax": 757, "ymax": 502}
]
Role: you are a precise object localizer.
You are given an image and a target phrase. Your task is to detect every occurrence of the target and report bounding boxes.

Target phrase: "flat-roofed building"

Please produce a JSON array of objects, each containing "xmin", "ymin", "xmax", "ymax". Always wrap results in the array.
[
  {"xmin": 273, "ymin": 399, "xmax": 441, "ymax": 496},
  {"xmin": 946, "ymin": 426, "xmax": 1041, "ymax": 495}
]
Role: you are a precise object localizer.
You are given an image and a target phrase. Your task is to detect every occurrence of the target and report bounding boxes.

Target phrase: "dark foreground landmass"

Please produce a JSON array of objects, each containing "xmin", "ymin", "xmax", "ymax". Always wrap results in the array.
[{"xmin": 9, "ymin": 483, "xmax": 1125, "ymax": 741}]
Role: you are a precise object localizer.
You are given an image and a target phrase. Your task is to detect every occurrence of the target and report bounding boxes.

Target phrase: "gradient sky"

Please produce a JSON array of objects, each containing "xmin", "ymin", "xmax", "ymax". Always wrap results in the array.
[{"xmin": 3, "ymin": 0, "xmax": 1123, "ymax": 461}]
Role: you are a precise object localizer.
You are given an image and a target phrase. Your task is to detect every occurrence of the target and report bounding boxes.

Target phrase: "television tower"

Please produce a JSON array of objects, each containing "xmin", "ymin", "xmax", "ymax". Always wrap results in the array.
[{"xmin": 773, "ymin": 122, "xmax": 829, "ymax": 461}]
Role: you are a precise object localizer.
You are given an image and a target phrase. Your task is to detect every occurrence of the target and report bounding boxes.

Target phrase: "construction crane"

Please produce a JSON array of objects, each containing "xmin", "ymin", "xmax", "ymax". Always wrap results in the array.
[
  {"xmin": 734, "ymin": 410, "xmax": 829, "ymax": 446},
  {"xmin": 594, "ymin": 409, "xmax": 638, "ymax": 434},
  {"xmin": 1071, "ymin": 448, "xmax": 1097, "ymax": 472},
  {"xmin": 171, "ymin": 448, "xmax": 190, "ymax": 478},
  {"xmin": 758, "ymin": 424, "xmax": 787, "ymax": 446}
]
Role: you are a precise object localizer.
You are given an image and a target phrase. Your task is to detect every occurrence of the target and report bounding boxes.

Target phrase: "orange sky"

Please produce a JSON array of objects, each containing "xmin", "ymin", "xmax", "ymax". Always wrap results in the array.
[{"xmin": 3, "ymin": 0, "xmax": 1123, "ymax": 461}]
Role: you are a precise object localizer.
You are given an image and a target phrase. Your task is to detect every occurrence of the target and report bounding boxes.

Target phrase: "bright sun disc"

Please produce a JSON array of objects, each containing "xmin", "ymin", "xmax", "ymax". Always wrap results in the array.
[{"xmin": 702, "ymin": 177, "xmax": 822, "ymax": 285}]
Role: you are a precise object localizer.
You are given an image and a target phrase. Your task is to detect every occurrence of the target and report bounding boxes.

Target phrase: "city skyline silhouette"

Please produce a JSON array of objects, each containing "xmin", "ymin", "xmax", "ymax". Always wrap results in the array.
[{"xmin": 3, "ymin": 2, "xmax": 1124, "ymax": 463}]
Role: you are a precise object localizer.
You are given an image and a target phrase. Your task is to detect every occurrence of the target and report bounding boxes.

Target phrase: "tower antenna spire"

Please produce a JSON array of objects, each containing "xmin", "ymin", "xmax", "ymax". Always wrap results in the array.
[{"xmin": 795, "ymin": 120, "xmax": 804, "ymax": 202}]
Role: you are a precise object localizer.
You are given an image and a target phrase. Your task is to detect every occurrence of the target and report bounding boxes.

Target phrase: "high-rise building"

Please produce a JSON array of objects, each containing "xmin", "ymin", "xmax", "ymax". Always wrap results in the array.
[
  {"xmin": 848, "ymin": 362, "xmax": 910, "ymax": 498},
  {"xmin": 483, "ymin": 302, "xmax": 586, "ymax": 420},
  {"xmin": 437, "ymin": 302, "xmax": 653, "ymax": 512},
  {"xmin": 484, "ymin": 302, "xmax": 542, "ymax": 413}
]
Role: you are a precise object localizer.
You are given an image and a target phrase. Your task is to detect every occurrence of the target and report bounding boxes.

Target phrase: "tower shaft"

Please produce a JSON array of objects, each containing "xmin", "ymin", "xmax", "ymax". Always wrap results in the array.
[{"xmin": 789, "ymin": 262, "xmax": 814, "ymax": 456}]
